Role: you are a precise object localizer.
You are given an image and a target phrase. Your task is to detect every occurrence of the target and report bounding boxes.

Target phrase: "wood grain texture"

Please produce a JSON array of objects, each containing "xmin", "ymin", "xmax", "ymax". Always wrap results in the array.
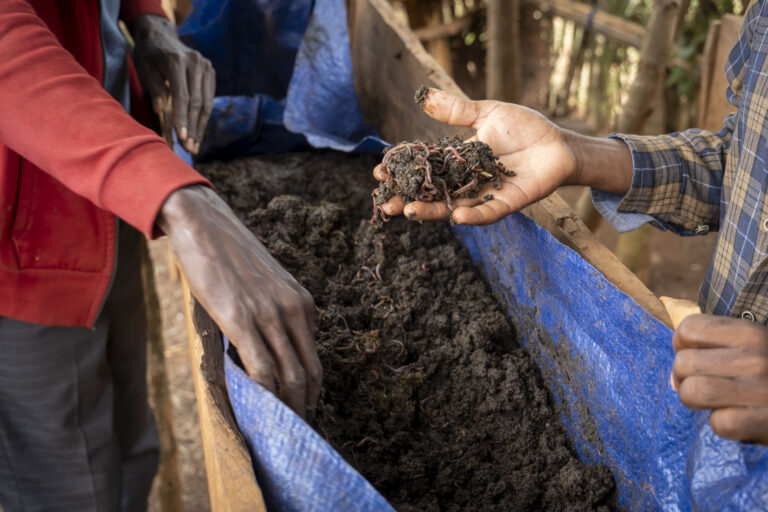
[
  {"xmin": 180, "ymin": 275, "xmax": 267, "ymax": 512},
  {"xmin": 350, "ymin": 0, "xmax": 671, "ymax": 326},
  {"xmin": 698, "ymin": 15, "xmax": 741, "ymax": 132},
  {"xmin": 527, "ymin": 0, "xmax": 646, "ymax": 48},
  {"xmin": 140, "ymin": 241, "xmax": 183, "ymax": 512}
]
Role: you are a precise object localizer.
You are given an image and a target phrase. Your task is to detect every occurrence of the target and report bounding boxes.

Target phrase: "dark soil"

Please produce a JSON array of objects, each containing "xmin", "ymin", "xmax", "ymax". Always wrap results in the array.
[
  {"xmin": 372, "ymin": 136, "xmax": 513, "ymax": 223},
  {"xmin": 197, "ymin": 151, "xmax": 616, "ymax": 512}
]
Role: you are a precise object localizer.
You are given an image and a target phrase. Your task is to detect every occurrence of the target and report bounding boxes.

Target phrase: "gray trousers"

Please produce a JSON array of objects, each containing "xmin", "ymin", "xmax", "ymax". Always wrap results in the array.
[{"xmin": 0, "ymin": 222, "xmax": 159, "ymax": 511}]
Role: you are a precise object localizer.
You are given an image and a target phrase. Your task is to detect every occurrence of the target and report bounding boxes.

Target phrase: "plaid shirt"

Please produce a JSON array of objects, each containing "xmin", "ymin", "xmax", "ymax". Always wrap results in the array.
[{"xmin": 602, "ymin": 1, "xmax": 768, "ymax": 323}]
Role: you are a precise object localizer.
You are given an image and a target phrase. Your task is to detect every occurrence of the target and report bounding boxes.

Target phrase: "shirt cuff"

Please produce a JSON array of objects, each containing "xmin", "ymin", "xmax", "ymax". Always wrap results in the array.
[{"xmin": 591, "ymin": 189, "xmax": 654, "ymax": 233}]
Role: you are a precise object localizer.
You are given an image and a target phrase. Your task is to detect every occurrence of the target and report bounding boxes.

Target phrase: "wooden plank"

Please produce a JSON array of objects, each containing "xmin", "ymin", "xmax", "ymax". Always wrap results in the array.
[
  {"xmin": 140, "ymin": 241, "xmax": 182, "ymax": 512},
  {"xmin": 413, "ymin": 15, "xmax": 473, "ymax": 42},
  {"xmin": 350, "ymin": 0, "xmax": 671, "ymax": 326},
  {"xmin": 180, "ymin": 273, "xmax": 267, "ymax": 512},
  {"xmin": 698, "ymin": 15, "xmax": 740, "ymax": 132},
  {"xmin": 527, "ymin": 0, "xmax": 646, "ymax": 48}
]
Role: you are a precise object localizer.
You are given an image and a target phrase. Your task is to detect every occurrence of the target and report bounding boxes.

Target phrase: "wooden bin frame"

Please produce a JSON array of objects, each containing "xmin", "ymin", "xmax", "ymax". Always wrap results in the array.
[{"xmin": 177, "ymin": 0, "xmax": 671, "ymax": 509}]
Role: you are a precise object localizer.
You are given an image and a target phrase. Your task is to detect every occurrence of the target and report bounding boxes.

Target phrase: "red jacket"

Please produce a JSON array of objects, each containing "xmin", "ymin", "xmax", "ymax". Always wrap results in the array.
[{"xmin": 0, "ymin": 1, "xmax": 209, "ymax": 327}]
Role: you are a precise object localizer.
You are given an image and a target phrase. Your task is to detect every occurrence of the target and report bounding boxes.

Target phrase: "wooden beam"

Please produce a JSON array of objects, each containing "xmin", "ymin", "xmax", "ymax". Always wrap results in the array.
[
  {"xmin": 527, "ymin": 0, "xmax": 646, "ymax": 48},
  {"xmin": 413, "ymin": 15, "xmax": 473, "ymax": 42},
  {"xmin": 350, "ymin": 0, "xmax": 671, "ymax": 326},
  {"xmin": 487, "ymin": 0, "xmax": 522, "ymax": 102},
  {"xmin": 140, "ymin": 241, "xmax": 182, "ymax": 512},
  {"xmin": 180, "ymin": 274, "xmax": 267, "ymax": 512}
]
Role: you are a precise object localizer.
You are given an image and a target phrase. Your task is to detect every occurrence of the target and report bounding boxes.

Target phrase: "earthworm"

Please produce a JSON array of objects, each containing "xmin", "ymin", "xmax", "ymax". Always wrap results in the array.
[
  {"xmin": 435, "ymin": 177, "xmax": 454, "ymax": 211},
  {"xmin": 452, "ymin": 175, "xmax": 478, "ymax": 197},
  {"xmin": 360, "ymin": 265, "xmax": 378, "ymax": 281},
  {"xmin": 444, "ymin": 146, "xmax": 467, "ymax": 163}
]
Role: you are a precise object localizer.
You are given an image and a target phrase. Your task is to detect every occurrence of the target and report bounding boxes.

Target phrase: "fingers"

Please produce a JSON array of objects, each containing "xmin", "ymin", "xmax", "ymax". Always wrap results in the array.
[
  {"xmin": 140, "ymin": 61, "xmax": 169, "ymax": 114},
  {"xmin": 402, "ymin": 196, "xmax": 481, "ymax": 221},
  {"xmin": 452, "ymin": 199, "xmax": 513, "ymax": 225},
  {"xmin": 381, "ymin": 195, "xmax": 404, "ymax": 216},
  {"xmin": 195, "ymin": 62, "xmax": 216, "ymax": 152},
  {"xmin": 678, "ymin": 375, "xmax": 768, "ymax": 409},
  {"xmin": 168, "ymin": 60, "xmax": 190, "ymax": 147},
  {"xmin": 233, "ymin": 327, "xmax": 278, "ymax": 396},
  {"xmin": 258, "ymin": 317, "xmax": 307, "ymax": 417},
  {"xmin": 184, "ymin": 59, "xmax": 204, "ymax": 153},
  {"xmin": 373, "ymin": 164, "xmax": 387, "ymax": 182},
  {"xmin": 710, "ymin": 407, "xmax": 768, "ymax": 444},
  {"xmin": 283, "ymin": 293, "xmax": 323, "ymax": 409},
  {"xmin": 673, "ymin": 314, "xmax": 768, "ymax": 351},
  {"xmin": 673, "ymin": 347, "xmax": 768, "ymax": 383},
  {"xmin": 420, "ymin": 88, "xmax": 489, "ymax": 128}
]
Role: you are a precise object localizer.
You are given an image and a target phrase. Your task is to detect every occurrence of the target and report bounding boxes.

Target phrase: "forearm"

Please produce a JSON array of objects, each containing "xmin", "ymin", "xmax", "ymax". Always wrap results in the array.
[{"xmin": 562, "ymin": 130, "xmax": 634, "ymax": 194}]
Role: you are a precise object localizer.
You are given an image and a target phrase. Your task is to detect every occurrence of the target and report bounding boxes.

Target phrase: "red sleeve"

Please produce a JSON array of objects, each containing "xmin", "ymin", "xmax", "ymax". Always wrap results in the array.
[
  {"xmin": 120, "ymin": 0, "xmax": 168, "ymax": 27},
  {"xmin": 0, "ymin": 1, "xmax": 209, "ymax": 238}
]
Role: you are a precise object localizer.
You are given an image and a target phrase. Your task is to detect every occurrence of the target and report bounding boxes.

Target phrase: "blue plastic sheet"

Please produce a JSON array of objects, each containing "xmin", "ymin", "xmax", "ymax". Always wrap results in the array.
[
  {"xmin": 178, "ymin": 0, "xmax": 385, "ymax": 159},
  {"xmin": 176, "ymin": 1, "xmax": 768, "ymax": 510}
]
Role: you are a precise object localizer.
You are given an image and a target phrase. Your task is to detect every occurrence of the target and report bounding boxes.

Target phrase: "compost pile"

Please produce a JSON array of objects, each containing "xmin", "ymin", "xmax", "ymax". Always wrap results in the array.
[
  {"xmin": 198, "ymin": 151, "xmax": 616, "ymax": 512},
  {"xmin": 372, "ymin": 136, "xmax": 514, "ymax": 223}
]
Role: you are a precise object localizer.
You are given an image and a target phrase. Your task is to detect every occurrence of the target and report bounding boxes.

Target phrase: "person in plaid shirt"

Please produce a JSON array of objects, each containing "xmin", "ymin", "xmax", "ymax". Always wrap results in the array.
[{"xmin": 375, "ymin": 2, "xmax": 768, "ymax": 445}]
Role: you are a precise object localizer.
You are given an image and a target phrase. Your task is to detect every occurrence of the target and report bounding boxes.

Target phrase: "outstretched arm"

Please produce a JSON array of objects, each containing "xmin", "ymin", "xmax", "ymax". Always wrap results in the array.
[
  {"xmin": 376, "ymin": 88, "xmax": 733, "ymax": 234},
  {"xmin": 375, "ymin": 88, "xmax": 633, "ymax": 224}
]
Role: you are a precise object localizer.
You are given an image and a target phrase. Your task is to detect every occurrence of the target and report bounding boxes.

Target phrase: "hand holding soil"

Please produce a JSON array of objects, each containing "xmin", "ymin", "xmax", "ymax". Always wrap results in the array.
[
  {"xmin": 156, "ymin": 185, "xmax": 322, "ymax": 418},
  {"xmin": 373, "ymin": 88, "xmax": 580, "ymax": 225}
]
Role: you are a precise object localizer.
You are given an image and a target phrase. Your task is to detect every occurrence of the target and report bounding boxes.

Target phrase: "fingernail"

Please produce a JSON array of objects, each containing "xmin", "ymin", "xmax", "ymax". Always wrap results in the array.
[
  {"xmin": 153, "ymin": 97, "xmax": 164, "ymax": 113},
  {"xmin": 185, "ymin": 138, "xmax": 196, "ymax": 152},
  {"xmin": 179, "ymin": 127, "xmax": 188, "ymax": 141},
  {"xmin": 670, "ymin": 373, "xmax": 678, "ymax": 392}
]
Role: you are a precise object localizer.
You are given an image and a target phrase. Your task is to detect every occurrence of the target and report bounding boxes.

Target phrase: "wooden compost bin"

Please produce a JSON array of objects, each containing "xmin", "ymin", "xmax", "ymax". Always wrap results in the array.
[{"xmin": 177, "ymin": 0, "xmax": 673, "ymax": 509}]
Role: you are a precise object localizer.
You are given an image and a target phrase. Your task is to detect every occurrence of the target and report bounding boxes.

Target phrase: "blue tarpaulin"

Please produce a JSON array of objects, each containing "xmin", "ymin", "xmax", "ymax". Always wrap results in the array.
[{"xmin": 176, "ymin": 1, "xmax": 768, "ymax": 510}]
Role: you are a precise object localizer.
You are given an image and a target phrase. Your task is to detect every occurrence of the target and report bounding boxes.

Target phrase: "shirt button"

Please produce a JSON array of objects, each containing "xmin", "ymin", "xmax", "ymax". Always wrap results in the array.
[
  {"xmin": 763, "ymin": 218, "xmax": 768, "ymax": 232},
  {"xmin": 695, "ymin": 224, "xmax": 710, "ymax": 234},
  {"xmin": 742, "ymin": 311, "xmax": 756, "ymax": 322}
]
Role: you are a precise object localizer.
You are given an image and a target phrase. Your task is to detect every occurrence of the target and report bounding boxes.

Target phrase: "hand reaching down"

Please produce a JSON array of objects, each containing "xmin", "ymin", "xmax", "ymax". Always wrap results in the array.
[
  {"xmin": 157, "ymin": 186, "xmax": 322, "ymax": 418},
  {"xmin": 133, "ymin": 14, "xmax": 215, "ymax": 155},
  {"xmin": 673, "ymin": 314, "xmax": 768, "ymax": 445}
]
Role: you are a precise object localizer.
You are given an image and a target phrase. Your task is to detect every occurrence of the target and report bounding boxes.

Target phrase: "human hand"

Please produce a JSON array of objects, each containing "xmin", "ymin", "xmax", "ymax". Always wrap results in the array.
[
  {"xmin": 133, "ymin": 14, "xmax": 215, "ymax": 154},
  {"xmin": 672, "ymin": 314, "xmax": 768, "ymax": 445},
  {"xmin": 373, "ymin": 88, "xmax": 580, "ymax": 225},
  {"xmin": 157, "ymin": 186, "xmax": 322, "ymax": 418}
]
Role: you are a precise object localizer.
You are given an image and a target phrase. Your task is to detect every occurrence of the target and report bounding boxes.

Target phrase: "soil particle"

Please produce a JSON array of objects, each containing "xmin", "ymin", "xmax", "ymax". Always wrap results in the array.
[
  {"xmin": 197, "ymin": 151, "xmax": 616, "ymax": 512},
  {"xmin": 372, "ymin": 137, "xmax": 514, "ymax": 224},
  {"xmin": 414, "ymin": 85, "xmax": 429, "ymax": 107}
]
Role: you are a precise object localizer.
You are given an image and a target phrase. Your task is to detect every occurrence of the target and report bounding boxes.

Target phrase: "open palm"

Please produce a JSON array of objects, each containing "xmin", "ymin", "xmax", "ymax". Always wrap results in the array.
[{"xmin": 374, "ymin": 88, "xmax": 578, "ymax": 225}]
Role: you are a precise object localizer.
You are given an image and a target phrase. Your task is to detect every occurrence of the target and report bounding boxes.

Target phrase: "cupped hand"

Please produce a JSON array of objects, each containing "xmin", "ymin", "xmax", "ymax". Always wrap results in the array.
[
  {"xmin": 373, "ymin": 88, "xmax": 579, "ymax": 225},
  {"xmin": 672, "ymin": 314, "xmax": 768, "ymax": 445},
  {"xmin": 133, "ymin": 14, "xmax": 215, "ymax": 154},
  {"xmin": 158, "ymin": 186, "xmax": 322, "ymax": 418}
]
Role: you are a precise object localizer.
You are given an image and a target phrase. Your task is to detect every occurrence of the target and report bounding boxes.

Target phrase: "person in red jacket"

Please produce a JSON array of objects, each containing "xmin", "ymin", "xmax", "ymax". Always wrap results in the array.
[{"xmin": 0, "ymin": 2, "xmax": 322, "ymax": 510}]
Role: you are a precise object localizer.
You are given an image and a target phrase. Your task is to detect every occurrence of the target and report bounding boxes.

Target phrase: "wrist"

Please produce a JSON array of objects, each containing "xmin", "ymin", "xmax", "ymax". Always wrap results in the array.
[
  {"xmin": 561, "ymin": 131, "xmax": 633, "ymax": 194},
  {"xmin": 157, "ymin": 185, "xmax": 214, "ymax": 235},
  {"xmin": 133, "ymin": 13, "xmax": 173, "ymax": 38}
]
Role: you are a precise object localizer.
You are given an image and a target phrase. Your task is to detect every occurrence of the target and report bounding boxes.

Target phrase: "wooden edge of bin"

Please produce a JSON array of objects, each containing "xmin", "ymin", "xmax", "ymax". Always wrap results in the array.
[
  {"xmin": 349, "ymin": 0, "xmax": 672, "ymax": 327},
  {"xmin": 180, "ymin": 273, "xmax": 267, "ymax": 512}
]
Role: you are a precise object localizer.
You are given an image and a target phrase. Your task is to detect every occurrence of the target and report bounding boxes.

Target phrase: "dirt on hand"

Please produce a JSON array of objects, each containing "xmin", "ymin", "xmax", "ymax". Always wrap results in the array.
[
  {"xmin": 197, "ymin": 151, "xmax": 616, "ymax": 512},
  {"xmin": 372, "ymin": 136, "xmax": 514, "ymax": 224}
]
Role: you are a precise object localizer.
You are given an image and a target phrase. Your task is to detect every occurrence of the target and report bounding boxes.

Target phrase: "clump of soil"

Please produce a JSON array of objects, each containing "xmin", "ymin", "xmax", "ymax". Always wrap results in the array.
[
  {"xmin": 198, "ymin": 151, "xmax": 616, "ymax": 512},
  {"xmin": 372, "ymin": 136, "xmax": 514, "ymax": 223}
]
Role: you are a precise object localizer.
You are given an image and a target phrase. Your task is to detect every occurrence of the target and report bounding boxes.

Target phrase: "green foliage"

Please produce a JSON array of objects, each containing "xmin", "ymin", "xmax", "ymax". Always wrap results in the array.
[{"xmin": 667, "ymin": 0, "xmax": 741, "ymax": 101}]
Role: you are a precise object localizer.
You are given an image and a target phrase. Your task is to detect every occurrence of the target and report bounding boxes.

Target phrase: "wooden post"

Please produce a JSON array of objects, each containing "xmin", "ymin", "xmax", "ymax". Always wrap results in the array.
[
  {"xmin": 486, "ymin": 0, "xmax": 522, "ymax": 102},
  {"xmin": 404, "ymin": 0, "xmax": 454, "ymax": 75},
  {"xmin": 181, "ymin": 281, "xmax": 267, "ymax": 512},
  {"xmin": 140, "ymin": 241, "xmax": 183, "ymax": 512},
  {"xmin": 614, "ymin": 0, "xmax": 682, "ymax": 280},
  {"xmin": 616, "ymin": 0, "xmax": 681, "ymax": 134}
]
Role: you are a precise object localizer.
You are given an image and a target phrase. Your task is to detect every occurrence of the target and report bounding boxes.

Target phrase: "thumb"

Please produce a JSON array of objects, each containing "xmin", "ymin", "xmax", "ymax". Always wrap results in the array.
[{"xmin": 420, "ymin": 88, "xmax": 487, "ymax": 128}]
